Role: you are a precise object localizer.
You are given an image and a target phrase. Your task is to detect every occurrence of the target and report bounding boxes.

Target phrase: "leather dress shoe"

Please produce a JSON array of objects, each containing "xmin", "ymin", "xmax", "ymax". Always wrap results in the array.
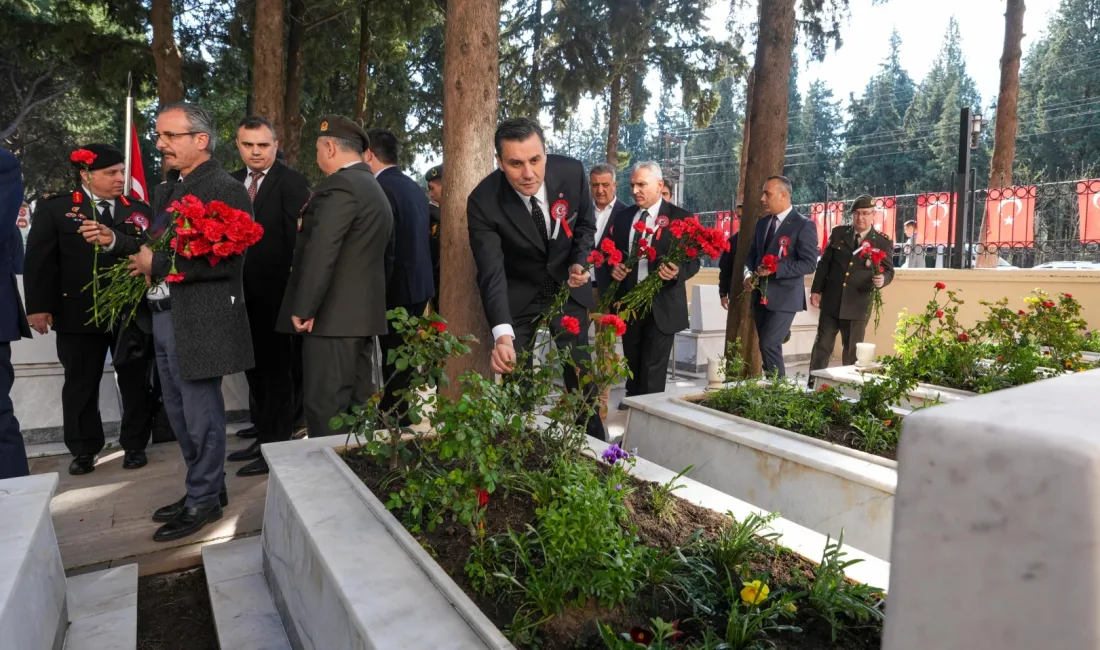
[
  {"xmin": 123, "ymin": 450, "xmax": 148, "ymax": 470},
  {"xmin": 228, "ymin": 441, "xmax": 261, "ymax": 462},
  {"xmin": 236, "ymin": 425, "xmax": 258, "ymax": 439},
  {"xmin": 152, "ymin": 488, "xmax": 229, "ymax": 522},
  {"xmin": 68, "ymin": 455, "xmax": 96, "ymax": 475},
  {"xmin": 153, "ymin": 504, "xmax": 223, "ymax": 542},
  {"xmin": 237, "ymin": 457, "xmax": 269, "ymax": 477}
]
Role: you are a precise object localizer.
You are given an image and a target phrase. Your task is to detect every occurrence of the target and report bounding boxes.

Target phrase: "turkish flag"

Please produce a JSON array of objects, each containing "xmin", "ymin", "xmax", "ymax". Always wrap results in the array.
[
  {"xmin": 1077, "ymin": 179, "xmax": 1100, "ymax": 242},
  {"xmin": 871, "ymin": 197, "xmax": 896, "ymax": 242},
  {"xmin": 808, "ymin": 201, "xmax": 844, "ymax": 253},
  {"xmin": 985, "ymin": 186, "xmax": 1035, "ymax": 246},
  {"xmin": 129, "ymin": 122, "xmax": 148, "ymax": 202},
  {"xmin": 915, "ymin": 192, "xmax": 957, "ymax": 246}
]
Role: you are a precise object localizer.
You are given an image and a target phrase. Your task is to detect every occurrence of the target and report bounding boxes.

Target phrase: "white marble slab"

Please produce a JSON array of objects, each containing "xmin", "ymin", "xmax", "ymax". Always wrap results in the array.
[
  {"xmin": 884, "ymin": 369, "xmax": 1100, "ymax": 649},
  {"xmin": 261, "ymin": 438, "xmax": 512, "ymax": 650},
  {"xmin": 812, "ymin": 364, "xmax": 975, "ymax": 409},
  {"xmin": 203, "ymin": 537, "xmax": 290, "ymax": 650},
  {"xmin": 689, "ymin": 284, "xmax": 726, "ymax": 332},
  {"xmin": 0, "ymin": 473, "xmax": 67, "ymax": 650},
  {"xmin": 64, "ymin": 565, "xmax": 137, "ymax": 650},
  {"xmin": 623, "ymin": 391, "xmax": 895, "ymax": 559}
]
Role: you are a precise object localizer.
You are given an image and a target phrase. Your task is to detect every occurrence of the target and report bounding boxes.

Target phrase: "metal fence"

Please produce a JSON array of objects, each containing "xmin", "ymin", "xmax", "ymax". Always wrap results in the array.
[{"xmin": 693, "ymin": 178, "xmax": 1100, "ymax": 269}]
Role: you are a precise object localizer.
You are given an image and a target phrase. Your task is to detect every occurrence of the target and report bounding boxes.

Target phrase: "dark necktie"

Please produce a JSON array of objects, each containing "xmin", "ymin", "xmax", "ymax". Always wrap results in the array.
[
  {"xmin": 97, "ymin": 200, "xmax": 113, "ymax": 227},
  {"xmin": 248, "ymin": 171, "xmax": 264, "ymax": 203},
  {"xmin": 763, "ymin": 215, "xmax": 778, "ymax": 251},
  {"xmin": 632, "ymin": 210, "xmax": 650, "ymax": 249},
  {"xmin": 530, "ymin": 197, "xmax": 558, "ymax": 300},
  {"xmin": 529, "ymin": 196, "xmax": 549, "ymax": 247}
]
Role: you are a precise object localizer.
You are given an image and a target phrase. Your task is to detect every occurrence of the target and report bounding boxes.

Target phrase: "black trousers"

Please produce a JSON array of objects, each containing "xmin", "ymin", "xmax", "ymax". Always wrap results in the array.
[
  {"xmin": 0, "ymin": 343, "xmax": 28, "ymax": 479},
  {"xmin": 291, "ymin": 334, "xmax": 305, "ymax": 428},
  {"xmin": 621, "ymin": 312, "xmax": 675, "ymax": 397},
  {"xmin": 379, "ymin": 300, "xmax": 429, "ymax": 427},
  {"xmin": 809, "ymin": 313, "xmax": 868, "ymax": 373},
  {"xmin": 244, "ymin": 328, "xmax": 294, "ymax": 445},
  {"xmin": 56, "ymin": 332, "xmax": 156, "ymax": 456},
  {"xmin": 301, "ymin": 335, "xmax": 375, "ymax": 437},
  {"xmin": 753, "ymin": 305, "xmax": 796, "ymax": 377},
  {"xmin": 511, "ymin": 296, "xmax": 607, "ymax": 441}
]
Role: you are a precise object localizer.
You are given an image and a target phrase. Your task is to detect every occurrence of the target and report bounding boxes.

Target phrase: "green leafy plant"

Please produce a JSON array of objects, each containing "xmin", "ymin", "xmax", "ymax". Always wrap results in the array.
[
  {"xmin": 717, "ymin": 576, "xmax": 802, "ymax": 650},
  {"xmin": 648, "ymin": 465, "xmax": 694, "ymax": 522},
  {"xmin": 806, "ymin": 532, "xmax": 885, "ymax": 640},
  {"xmin": 597, "ymin": 618, "xmax": 683, "ymax": 649}
]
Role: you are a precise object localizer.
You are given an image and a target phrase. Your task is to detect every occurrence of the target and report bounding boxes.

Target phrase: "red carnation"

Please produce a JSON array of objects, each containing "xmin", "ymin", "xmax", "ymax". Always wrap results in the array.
[
  {"xmin": 685, "ymin": 247, "xmax": 699, "ymax": 259},
  {"xmin": 599, "ymin": 314, "xmax": 627, "ymax": 337},
  {"xmin": 165, "ymin": 272, "xmax": 186, "ymax": 283},
  {"xmin": 669, "ymin": 220, "xmax": 687, "ymax": 238},
  {"xmin": 188, "ymin": 238, "xmax": 213, "ymax": 257},
  {"xmin": 430, "ymin": 321, "xmax": 447, "ymax": 333},
  {"xmin": 587, "ymin": 250, "xmax": 605, "ymax": 267},
  {"xmin": 608, "ymin": 249, "xmax": 623, "ymax": 266},
  {"xmin": 600, "ymin": 238, "xmax": 618, "ymax": 255},
  {"xmin": 761, "ymin": 254, "xmax": 779, "ymax": 274},
  {"xmin": 645, "ymin": 247, "xmax": 656, "ymax": 262},
  {"xmin": 560, "ymin": 315, "xmax": 581, "ymax": 336},
  {"xmin": 476, "ymin": 488, "xmax": 489, "ymax": 509},
  {"xmin": 199, "ymin": 219, "xmax": 227, "ymax": 243},
  {"xmin": 760, "ymin": 297, "xmax": 769, "ymax": 305},
  {"xmin": 934, "ymin": 282, "xmax": 946, "ymax": 290},
  {"xmin": 957, "ymin": 332, "xmax": 969, "ymax": 343},
  {"xmin": 70, "ymin": 149, "xmax": 97, "ymax": 166},
  {"xmin": 212, "ymin": 241, "xmax": 235, "ymax": 258},
  {"xmin": 632, "ymin": 221, "xmax": 648, "ymax": 233}
]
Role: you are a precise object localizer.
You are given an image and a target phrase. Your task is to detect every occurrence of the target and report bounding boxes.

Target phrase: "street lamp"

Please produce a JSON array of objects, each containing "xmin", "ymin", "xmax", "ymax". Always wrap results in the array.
[{"xmin": 970, "ymin": 112, "xmax": 988, "ymax": 149}]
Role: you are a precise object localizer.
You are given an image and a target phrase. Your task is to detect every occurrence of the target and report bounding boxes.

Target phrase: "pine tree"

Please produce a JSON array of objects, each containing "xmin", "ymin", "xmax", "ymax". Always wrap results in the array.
[
  {"xmin": 785, "ymin": 80, "xmax": 843, "ymax": 204},
  {"xmin": 683, "ymin": 76, "xmax": 743, "ymax": 212}
]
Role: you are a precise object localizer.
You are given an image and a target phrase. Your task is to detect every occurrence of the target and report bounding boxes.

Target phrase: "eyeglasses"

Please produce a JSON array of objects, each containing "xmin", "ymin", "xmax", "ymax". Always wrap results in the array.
[{"xmin": 153, "ymin": 131, "xmax": 199, "ymax": 143}]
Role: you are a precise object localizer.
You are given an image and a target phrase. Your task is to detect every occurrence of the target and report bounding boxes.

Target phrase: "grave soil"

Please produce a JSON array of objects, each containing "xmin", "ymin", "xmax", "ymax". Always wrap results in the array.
[
  {"xmin": 343, "ymin": 450, "xmax": 883, "ymax": 650},
  {"xmin": 137, "ymin": 567, "xmax": 218, "ymax": 650}
]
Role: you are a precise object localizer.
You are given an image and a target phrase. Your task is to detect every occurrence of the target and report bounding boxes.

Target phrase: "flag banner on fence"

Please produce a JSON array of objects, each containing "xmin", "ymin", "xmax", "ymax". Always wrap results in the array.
[
  {"xmin": 872, "ymin": 196, "xmax": 897, "ymax": 241},
  {"xmin": 1076, "ymin": 180, "xmax": 1100, "ymax": 242},
  {"xmin": 129, "ymin": 121, "xmax": 147, "ymax": 202},
  {"xmin": 985, "ymin": 186, "xmax": 1036, "ymax": 246},
  {"xmin": 716, "ymin": 210, "xmax": 739, "ymax": 237},
  {"xmin": 808, "ymin": 201, "xmax": 844, "ymax": 252},
  {"xmin": 915, "ymin": 192, "xmax": 957, "ymax": 246}
]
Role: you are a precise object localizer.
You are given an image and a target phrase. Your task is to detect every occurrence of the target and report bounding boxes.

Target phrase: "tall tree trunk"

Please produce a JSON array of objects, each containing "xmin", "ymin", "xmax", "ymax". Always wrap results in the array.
[
  {"xmin": 355, "ymin": 0, "xmax": 371, "ymax": 124},
  {"xmin": 606, "ymin": 72, "xmax": 622, "ymax": 167},
  {"xmin": 150, "ymin": 0, "xmax": 183, "ymax": 107},
  {"xmin": 253, "ymin": 0, "xmax": 286, "ymax": 137},
  {"xmin": 979, "ymin": 0, "xmax": 1026, "ymax": 268},
  {"xmin": 724, "ymin": 0, "xmax": 797, "ymax": 377},
  {"xmin": 283, "ymin": 0, "xmax": 307, "ymax": 167},
  {"xmin": 528, "ymin": 0, "xmax": 543, "ymax": 118},
  {"xmin": 440, "ymin": 0, "xmax": 498, "ymax": 392},
  {"xmin": 735, "ymin": 67, "xmax": 755, "ymax": 212}
]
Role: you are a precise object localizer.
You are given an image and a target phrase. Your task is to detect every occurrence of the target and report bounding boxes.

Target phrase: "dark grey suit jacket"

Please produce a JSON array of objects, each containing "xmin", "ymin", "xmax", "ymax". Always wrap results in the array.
[
  {"xmin": 278, "ymin": 162, "xmax": 393, "ymax": 338},
  {"xmin": 112, "ymin": 158, "xmax": 256, "ymax": 381}
]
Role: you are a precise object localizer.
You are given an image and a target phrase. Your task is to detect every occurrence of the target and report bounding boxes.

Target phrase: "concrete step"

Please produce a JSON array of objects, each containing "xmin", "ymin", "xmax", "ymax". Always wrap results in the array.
[
  {"xmin": 63, "ymin": 564, "xmax": 138, "ymax": 650},
  {"xmin": 202, "ymin": 536, "xmax": 291, "ymax": 650}
]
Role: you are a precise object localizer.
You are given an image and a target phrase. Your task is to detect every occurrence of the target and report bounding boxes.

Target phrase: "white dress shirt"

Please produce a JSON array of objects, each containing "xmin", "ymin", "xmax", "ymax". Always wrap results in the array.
[
  {"xmin": 744, "ymin": 206, "xmax": 793, "ymax": 279},
  {"xmin": 84, "ymin": 187, "xmax": 116, "ymax": 219},
  {"xmin": 241, "ymin": 164, "xmax": 274, "ymax": 194},
  {"xmin": 374, "ymin": 164, "xmax": 396, "ymax": 178},
  {"xmin": 594, "ymin": 201, "xmax": 615, "ymax": 243},
  {"xmin": 493, "ymin": 183, "xmax": 558, "ymax": 342},
  {"xmin": 631, "ymin": 198, "xmax": 662, "ymax": 281}
]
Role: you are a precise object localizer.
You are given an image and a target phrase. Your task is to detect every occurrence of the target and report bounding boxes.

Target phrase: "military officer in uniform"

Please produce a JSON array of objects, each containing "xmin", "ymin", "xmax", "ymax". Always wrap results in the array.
[
  {"xmin": 807, "ymin": 194, "xmax": 895, "ymax": 384},
  {"xmin": 425, "ymin": 164, "xmax": 442, "ymax": 310},
  {"xmin": 24, "ymin": 144, "xmax": 158, "ymax": 474}
]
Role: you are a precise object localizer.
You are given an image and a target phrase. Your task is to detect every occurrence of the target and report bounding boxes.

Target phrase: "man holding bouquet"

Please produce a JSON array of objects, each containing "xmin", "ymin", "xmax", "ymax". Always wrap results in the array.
[
  {"xmin": 24, "ymin": 144, "xmax": 158, "ymax": 475},
  {"xmin": 808, "ymin": 195, "xmax": 895, "ymax": 383},
  {"xmin": 606, "ymin": 162, "xmax": 699, "ymax": 404},
  {"xmin": 81, "ymin": 103, "xmax": 255, "ymax": 542}
]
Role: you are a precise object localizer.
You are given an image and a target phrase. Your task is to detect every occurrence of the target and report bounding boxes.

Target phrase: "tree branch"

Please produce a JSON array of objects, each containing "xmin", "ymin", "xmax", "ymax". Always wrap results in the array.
[
  {"xmin": 305, "ymin": 9, "xmax": 351, "ymax": 32},
  {"xmin": 0, "ymin": 78, "xmax": 74, "ymax": 143}
]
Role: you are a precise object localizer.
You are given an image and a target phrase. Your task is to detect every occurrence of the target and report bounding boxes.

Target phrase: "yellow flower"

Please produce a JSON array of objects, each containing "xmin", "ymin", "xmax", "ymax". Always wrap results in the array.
[
  {"xmin": 785, "ymin": 602, "xmax": 798, "ymax": 614},
  {"xmin": 740, "ymin": 580, "xmax": 770, "ymax": 606}
]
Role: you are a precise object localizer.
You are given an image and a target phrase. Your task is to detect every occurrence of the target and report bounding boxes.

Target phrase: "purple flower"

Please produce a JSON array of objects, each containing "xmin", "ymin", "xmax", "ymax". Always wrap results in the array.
[
  {"xmin": 602, "ymin": 444, "xmax": 632, "ymax": 465},
  {"xmin": 614, "ymin": 484, "xmax": 623, "ymax": 491}
]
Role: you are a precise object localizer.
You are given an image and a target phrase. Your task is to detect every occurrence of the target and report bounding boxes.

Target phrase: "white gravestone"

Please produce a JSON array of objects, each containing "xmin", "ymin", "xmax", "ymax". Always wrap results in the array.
[{"xmin": 884, "ymin": 369, "xmax": 1100, "ymax": 650}]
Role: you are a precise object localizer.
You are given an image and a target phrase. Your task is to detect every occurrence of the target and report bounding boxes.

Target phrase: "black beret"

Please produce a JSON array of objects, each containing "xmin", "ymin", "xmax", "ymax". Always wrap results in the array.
[
  {"xmin": 851, "ymin": 194, "xmax": 875, "ymax": 212},
  {"xmin": 425, "ymin": 165, "xmax": 442, "ymax": 183},
  {"xmin": 318, "ymin": 115, "xmax": 369, "ymax": 150},
  {"xmin": 71, "ymin": 144, "xmax": 124, "ymax": 171}
]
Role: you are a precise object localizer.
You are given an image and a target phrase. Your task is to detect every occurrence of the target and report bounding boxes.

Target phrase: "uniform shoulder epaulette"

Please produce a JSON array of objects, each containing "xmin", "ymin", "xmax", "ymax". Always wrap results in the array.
[
  {"xmin": 118, "ymin": 195, "xmax": 149, "ymax": 208},
  {"xmin": 38, "ymin": 190, "xmax": 68, "ymax": 202}
]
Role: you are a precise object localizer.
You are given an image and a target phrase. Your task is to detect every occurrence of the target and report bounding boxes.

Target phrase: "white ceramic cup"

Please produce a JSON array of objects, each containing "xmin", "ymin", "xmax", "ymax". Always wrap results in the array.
[
  {"xmin": 855, "ymin": 342, "xmax": 876, "ymax": 367},
  {"xmin": 707, "ymin": 357, "xmax": 725, "ymax": 389}
]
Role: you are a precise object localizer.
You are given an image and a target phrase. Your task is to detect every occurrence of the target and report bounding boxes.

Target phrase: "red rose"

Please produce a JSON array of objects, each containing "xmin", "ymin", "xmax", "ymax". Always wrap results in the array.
[
  {"xmin": 560, "ymin": 315, "xmax": 581, "ymax": 336},
  {"xmin": 600, "ymin": 238, "xmax": 617, "ymax": 255},
  {"xmin": 70, "ymin": 149, "xmax": 97, "ymax": 166},
  {"xmin": 430, "ymin": 321, "xmax": 447, "ymax": 333},
  {"xmin": 599, "ymin": 314, "xmax": 627, "ymax": 337},
  {"xmin": 587, "ymin": 250, "xmax": 605, "ymax": 267},
  {"xmin": 165, "ymin": 272, "xmax": 186, "ymax": 283},
  {"xmin": 934, "ymin": 282, "xmax": 946, "ymax": 290},
  {"xmin": 936, "ymin": 310, "xmax": 944, "ymax": 318},
  {"xmin": 957, "ymin": 332, "xmax": 969, "ymax": 343},
  {"xmin": 608, "ymin": 249, "xmax": 623, "ymax": 266}
]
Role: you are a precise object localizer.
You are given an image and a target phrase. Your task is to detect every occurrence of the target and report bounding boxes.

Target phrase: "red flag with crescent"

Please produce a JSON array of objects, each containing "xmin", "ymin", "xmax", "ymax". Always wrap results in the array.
[
  {"xmin": 808, "ymin": 202, "xmax": 844, "ymax": 253},
  {"xmin": 1077, "ymin": 180, "xmax": 1100, "ymax": 242},
  {"xmin": 129, "ymin": 122, "xmax": 148, "ymax": 201},
  {"xmin": 985, "ymin": 186, "xmax": 1035, "ymax": 246},
  {"xmin": 872, "ymin": 197, "xmax": 896, "ymax": 241},
  {"xmin": 915, "ymin": 192, "xmax": 957, "ymax": 245}
]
